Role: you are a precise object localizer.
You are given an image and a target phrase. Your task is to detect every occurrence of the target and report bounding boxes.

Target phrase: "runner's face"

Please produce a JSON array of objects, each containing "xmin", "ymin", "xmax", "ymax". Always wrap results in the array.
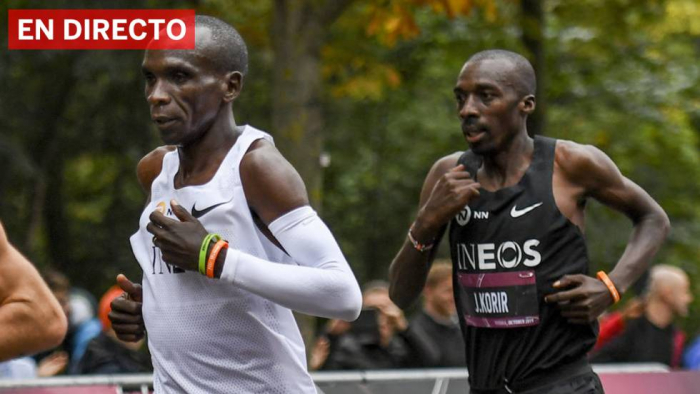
[
  {"xmin": 454, "ymin": 59, "xmax": 528, "ymax": 155},
  {"xmin": 142, "ymin": 30, "xmax": 226, "ymax": 145}
]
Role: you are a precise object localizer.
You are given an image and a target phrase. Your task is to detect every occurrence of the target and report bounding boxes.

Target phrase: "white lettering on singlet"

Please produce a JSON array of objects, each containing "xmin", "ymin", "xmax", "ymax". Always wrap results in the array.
[
  {"xmin": 474, "ymin": 211, "xmax": 489, "ymax": 219},
  {"xmin": 477, "ymin": 244, "xmax": 496, "ymax": 269},
  {"xmin": 522, "ymin": 239, "xmax": 541, "ymax": 267},
  {"xmin": 457, "ymin": 239, "xmax": 542, "ymax": 270}
]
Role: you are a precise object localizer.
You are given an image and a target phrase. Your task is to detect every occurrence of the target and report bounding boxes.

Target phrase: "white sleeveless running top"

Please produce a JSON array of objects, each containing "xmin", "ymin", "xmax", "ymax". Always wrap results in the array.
[{"xmin": 130, "ymin": 126, "xmax": 317, "ymax": 394}]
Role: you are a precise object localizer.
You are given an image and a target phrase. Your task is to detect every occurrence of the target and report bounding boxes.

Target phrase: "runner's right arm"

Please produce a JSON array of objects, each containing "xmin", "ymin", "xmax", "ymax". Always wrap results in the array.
[{"xmin": 388, "ymin": 153, "xmax": 479, "ymax": 309}]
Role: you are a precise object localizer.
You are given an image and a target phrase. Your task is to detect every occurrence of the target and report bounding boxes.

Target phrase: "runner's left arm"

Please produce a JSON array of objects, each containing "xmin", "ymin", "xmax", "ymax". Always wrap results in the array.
[{"xmin": 545, "ymin": 143, "xmax": 669, "ymax": 323}]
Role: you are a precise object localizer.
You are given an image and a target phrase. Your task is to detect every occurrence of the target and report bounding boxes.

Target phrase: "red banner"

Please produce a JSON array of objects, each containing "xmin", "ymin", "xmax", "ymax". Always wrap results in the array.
[{"xmin": 8, "ymin": 9, "xmax": 195, "ymax": 50}]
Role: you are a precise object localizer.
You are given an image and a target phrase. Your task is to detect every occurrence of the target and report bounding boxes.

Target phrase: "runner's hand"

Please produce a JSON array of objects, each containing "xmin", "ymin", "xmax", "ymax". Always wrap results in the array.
[
  {"xmin": 147, "ymin": 199, "xmax": 209, "ymax": 272},
  {"xmin": 544, "ymin": 274, "xmax": 614, "ymax": 324},
  {"xmin": 415, "ymin": 165, "xmax": 480, "ymax": 238},
  {"xmin": 110, "ymin": 274, "xmax": 145, "ymax": 342}
]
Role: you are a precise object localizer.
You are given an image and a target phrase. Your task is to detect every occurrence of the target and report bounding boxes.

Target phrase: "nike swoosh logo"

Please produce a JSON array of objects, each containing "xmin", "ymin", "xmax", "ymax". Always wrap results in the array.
[
  {"xmin": 510, "ymin": 202, "xmax": 543, "ymax": 218},
  {"xmin": 191, "ymin": 198, "xmax": 233, "ymax": 219}
]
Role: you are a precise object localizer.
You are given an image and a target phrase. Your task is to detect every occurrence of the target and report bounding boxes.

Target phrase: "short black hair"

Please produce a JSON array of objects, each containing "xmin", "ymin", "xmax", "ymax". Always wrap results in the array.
[
  {"xmin": 195, "ymin": 15, "xmax": 249, "ymax": 76},
  {"xmin": 467, "ymin": 49, "xmax": 536, "ymax": 97}
]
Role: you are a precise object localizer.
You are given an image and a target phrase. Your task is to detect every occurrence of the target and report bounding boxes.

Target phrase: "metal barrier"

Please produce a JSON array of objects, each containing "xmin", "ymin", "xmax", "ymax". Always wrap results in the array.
[
  {"xmin": 0, "ymin": 364, "xmax": 688, "ymax": 394},
  {"xmin": 0, "ymin": 374, "xmax": 152, "ymax": 393}
]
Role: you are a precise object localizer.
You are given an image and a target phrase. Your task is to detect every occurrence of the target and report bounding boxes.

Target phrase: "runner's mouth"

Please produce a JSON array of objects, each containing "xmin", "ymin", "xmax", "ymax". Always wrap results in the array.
[
  {"xmin": 464, "ymin": 127, "xmax": 488, "ymax": 143},
  {"xmin": 153, "ymin": 117, "xmax": 178, "ymax": 128}
]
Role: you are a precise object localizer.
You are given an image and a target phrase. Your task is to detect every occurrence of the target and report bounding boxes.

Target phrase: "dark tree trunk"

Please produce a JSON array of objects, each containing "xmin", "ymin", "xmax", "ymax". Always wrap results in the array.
[
  {"xmin": 271, "ymin": 0, "xmax": 353, "ymax": 209},
  {"xmin": 44, "ymin": 156, "xmax": 70, "ymax": 271},
  {"xmin": 521, "ymin": 0, "xmax": 546, "ymax": 136},
  {"xmin": 23, "ymin": 54, "xmax": 78, "ymax": 265}
]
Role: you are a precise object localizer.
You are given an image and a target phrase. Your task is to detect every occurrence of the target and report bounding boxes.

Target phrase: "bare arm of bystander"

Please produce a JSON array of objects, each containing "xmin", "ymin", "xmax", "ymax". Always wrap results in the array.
[{"xmin": 0, "ymin": 221, "xmax": 68, "ymax": 361}]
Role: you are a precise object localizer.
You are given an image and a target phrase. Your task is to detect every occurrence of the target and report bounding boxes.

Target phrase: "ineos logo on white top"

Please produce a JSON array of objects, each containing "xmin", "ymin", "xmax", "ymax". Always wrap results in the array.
[{"xmin": 456, "ymin": 206, "xmax": 472, "ymax": 226}]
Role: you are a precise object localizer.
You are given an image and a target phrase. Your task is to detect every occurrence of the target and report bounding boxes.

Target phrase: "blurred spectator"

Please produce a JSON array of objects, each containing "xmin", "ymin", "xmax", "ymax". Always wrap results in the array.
[
  {"xmin": 313, "ymin": 281, "xmax": 420, "ymax": 370},
  {"xmin": 593, "ymin": 297, "xmax": 645, "ymax": 352},
  {"xmin": 69, "ymin": 288, "xmax": 98, "ymax": 329},
  {"xmin": 34, "ymin": 269, "xmax": 101, "ymax": 376},
  {"xmin": 309, "ymin": 319, "xmax": 350, "ymax": 371},
  {"xmin": 684, "ymin": 335, "xmax": 700, "ymax": 370},
  {"xmin": 405, "ymin": 261, "xmax": 466, "ymax": 367},
  {"xmin": 591, "ymin": 265, "xmax": 692, "ymax": 368},
  {"xmin": 76, "ymin": 286, "xmax": 151, "ymax": 374}
]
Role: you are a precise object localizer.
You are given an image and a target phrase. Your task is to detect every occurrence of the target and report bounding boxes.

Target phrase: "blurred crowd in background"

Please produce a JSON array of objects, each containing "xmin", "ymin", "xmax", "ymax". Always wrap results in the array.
[{"xmin": 2, "ymin": 259, "xmax": 700, "ymax": 380}]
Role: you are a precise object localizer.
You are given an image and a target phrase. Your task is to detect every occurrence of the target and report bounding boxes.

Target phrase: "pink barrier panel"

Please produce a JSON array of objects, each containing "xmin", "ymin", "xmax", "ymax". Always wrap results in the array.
[
  {"xmin": 0, "ymin": 387, "xmax": 117, "ymax": 394},
  {"xmin": 601, "ymin": 371, "xmax": 700, "ymax": 394}
]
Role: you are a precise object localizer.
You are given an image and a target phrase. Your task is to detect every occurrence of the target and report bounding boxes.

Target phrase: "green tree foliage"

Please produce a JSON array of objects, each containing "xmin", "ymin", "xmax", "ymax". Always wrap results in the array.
[{"xmin": 545, "ymin": 0, "xmax": 700, "ymax": 332}]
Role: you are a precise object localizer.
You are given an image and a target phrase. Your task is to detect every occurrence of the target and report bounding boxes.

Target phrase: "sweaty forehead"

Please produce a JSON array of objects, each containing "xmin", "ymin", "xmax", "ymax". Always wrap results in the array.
[{"xmin": 456, "ymin": 59, "xmax": 518, "ymax": 91}]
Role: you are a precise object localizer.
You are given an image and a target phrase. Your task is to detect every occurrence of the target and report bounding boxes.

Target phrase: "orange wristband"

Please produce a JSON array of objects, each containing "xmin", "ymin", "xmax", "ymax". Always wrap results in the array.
[
  {"xmin": 596, "ymin": 271, "xmax": 621, "ymax": 304},
  {"xmin": 206, "ymin": 240, "xmax": 229, "ymax": 279}
]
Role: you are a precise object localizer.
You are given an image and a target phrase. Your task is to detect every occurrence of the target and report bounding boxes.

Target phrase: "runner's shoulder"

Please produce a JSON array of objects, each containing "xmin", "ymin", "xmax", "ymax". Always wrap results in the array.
[
  {"xmin": 240, "ymin": 138, "xmax": 308, "ymax": 223},
  {"xmin": 240, "ymin": 138, "xmax": 289, "ymax": 180},
  {"xmin": 137, "ymin": 146, "xmax": 176, "ymax": 193},
  {"xmin": 554, "ymin": 139, "xmax": 620, "ymax": 189}
]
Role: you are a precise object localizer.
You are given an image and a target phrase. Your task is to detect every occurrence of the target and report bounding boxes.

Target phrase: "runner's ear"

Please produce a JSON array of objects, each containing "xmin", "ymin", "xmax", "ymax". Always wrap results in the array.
[
  {"xmin": 521, "ymin": 95, "xmax": 535, "ymax": 115},
  {"xmin": 223, "ymin": 71, "xmax": 243, "ymax": 103}
]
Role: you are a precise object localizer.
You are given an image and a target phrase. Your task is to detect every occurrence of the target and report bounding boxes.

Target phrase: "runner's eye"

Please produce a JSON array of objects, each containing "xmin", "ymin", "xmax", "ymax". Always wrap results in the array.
[
  {"xmin": 480, "ymin": 91, "xmax": 494, "ymax": 102},
  {"xmin": 455, "ymin": 93, "xmax": 466, "ymax": 106},
  {"xmin": 172, "ymin": 71, "xmax": 189, "ymax": 83},
  {"xmin": 144, "ymin": 72, "xmax": 155, "ymax": 85}
]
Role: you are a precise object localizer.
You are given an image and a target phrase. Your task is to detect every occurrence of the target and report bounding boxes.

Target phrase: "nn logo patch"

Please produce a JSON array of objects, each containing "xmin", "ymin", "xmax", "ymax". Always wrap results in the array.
[{"xmin": 456, "ymin": 206, "xmax": 471, "ymax": 226}]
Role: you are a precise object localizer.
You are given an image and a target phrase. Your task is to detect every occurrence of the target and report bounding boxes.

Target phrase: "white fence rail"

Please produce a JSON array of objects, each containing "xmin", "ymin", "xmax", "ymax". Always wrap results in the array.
[{"xmin": 0, "ymin": 364, "xmax": 676, "ymax": 394}]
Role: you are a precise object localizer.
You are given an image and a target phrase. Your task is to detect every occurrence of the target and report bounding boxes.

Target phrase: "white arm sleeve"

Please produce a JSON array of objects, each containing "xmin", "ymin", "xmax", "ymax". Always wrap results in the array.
[{"xmin": 219, "ymin": 206, "xmax": 362, "ymax": 321}]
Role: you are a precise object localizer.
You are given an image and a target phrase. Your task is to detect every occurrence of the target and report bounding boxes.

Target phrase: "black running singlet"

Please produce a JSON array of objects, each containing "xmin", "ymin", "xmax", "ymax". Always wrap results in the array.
[{"xmin": 448, "ymin": 136, "xmax": 598, "ymax": 392}]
